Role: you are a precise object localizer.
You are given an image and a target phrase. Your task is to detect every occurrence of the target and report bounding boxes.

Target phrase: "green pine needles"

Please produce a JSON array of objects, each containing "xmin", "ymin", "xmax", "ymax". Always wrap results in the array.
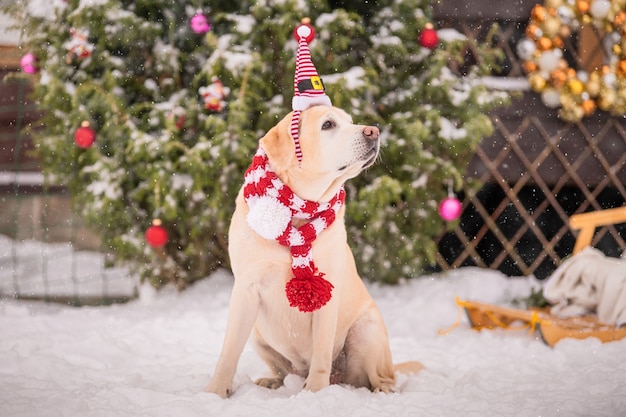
[{"xmin": 4, "ymin": 0, "xmax": 507, "ymax": 288}]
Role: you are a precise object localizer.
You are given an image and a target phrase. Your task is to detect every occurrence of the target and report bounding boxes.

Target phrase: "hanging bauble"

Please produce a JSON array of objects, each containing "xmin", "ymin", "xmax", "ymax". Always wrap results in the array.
[
  {"xmin": 190, "ymin": 13, "xmax": 211, "ymax": 34},
  {"xmin": 419, "ymin": 23, "xmax": 439, "ymax": 49},
  {"xmin": 516, "ymin": 38, "xmax": 536, "ymax": 60},
  {"xmin": 293, "ymin": 17, "xmax": 316, "ymax": 43},
  {"xmin": 20, "ymin": 53, "xmax": 38, "ymax": 74},
  {"xmin": 438, "ymin": 196, "xmax": 463, "ymax": 221},
  {"xmin": 65, "ymin": 27, "xmax": 94, "ymax": 64},
  {"xmin": 145, "ymin": 219, "xmax": 168, "ymax": 247},
  {"xmin": 541, "ymin": 88, "xmax": 562, "ymax": 108},
  {"xmin": 589, "ymin": 0, "xmax": 611, "ymax": 18},
  {"xmin": 199, "ymin": 76, "xmax": 230, "ymax": 112},
  {"xmin": 74, "ymin": 121, "xmax": 96, "ymax": 148}
]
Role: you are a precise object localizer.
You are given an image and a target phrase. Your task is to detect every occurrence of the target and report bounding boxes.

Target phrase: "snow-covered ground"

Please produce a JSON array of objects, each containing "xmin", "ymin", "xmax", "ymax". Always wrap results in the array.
[{"xmin": 1, "ymin": 238, "xmax": 625, "ymax": 417}]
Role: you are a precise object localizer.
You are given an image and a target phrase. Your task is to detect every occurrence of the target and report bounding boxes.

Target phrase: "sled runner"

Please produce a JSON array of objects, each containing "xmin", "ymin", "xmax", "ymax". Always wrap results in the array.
[{"xmin": 457, "ymin": 298, "xmax": 626, "ymax": 347}]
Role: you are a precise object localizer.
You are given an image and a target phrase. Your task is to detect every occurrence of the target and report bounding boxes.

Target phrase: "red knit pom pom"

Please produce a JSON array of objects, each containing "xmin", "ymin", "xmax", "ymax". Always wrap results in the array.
[{"xmin": 285, "ymin": 271, "xmax": 334, "ymax": 312}]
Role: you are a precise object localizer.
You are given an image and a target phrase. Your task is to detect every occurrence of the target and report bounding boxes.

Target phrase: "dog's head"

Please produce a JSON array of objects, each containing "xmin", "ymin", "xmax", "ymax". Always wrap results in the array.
[{"xmin": 260, "ymin": 105, "xmax": 379, "ymax": 202}]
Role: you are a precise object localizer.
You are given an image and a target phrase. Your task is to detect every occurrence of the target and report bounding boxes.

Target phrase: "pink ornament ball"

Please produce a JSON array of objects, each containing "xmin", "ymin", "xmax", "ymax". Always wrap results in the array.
[
  {"xmin": 438, "ymin": 196, "xmax": 463, "ymax": 221},
  {"xmin": 190, "ymin": 13, "xmax": 211, "ymax": 34},
  {"xmin": 20, "ymin": 53, "xmax": 37, "ymax": 74}
]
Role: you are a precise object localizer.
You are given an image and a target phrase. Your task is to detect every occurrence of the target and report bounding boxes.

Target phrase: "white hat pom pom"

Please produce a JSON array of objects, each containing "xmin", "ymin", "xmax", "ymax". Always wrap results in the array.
[{"xmin": 296, "ymin": 24, "xmax": 311, "ymax": 39}]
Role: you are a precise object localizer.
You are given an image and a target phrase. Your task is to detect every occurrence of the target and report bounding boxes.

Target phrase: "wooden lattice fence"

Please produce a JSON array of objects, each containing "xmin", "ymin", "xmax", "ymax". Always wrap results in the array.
[{"xmin": 434, "ymin": 0, "xmax": 626, "ymax": 279}]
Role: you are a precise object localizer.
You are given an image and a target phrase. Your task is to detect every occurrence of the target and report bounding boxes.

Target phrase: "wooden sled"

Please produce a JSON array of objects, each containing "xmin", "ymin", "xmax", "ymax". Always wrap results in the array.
[
  {"xmin": 445, "ymin": 206, "xmax": 626, "ymax": 347},
  {"xmin": 459, "ymin": 299, "xmax": 626, "ymax": 347}
]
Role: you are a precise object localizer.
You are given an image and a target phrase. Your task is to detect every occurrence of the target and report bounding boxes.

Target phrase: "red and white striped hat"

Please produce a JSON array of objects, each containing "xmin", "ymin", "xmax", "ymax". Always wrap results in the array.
[{"xmin": 291, "ymin": 18, "xmax": 332, "ymax": 163}]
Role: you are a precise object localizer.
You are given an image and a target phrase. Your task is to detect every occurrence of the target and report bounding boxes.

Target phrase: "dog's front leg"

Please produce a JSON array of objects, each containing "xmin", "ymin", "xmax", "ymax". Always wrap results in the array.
[
  {"xmin": 304, "ymin": 298, "xmax": 339, "ymax": 392},
  {"xmin": 205, "ymin": 280, "xmax": 260, "ymax": 398}
]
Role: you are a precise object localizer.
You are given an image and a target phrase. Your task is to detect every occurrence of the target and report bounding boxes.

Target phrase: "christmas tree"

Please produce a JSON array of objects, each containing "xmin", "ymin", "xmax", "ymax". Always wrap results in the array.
[{"xmin": 4, "ymin": 0, "xmax": 507, "ymax": 288}]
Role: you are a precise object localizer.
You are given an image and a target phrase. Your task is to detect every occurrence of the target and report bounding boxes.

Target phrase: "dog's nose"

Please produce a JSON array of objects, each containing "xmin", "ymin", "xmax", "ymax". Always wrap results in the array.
[{"xmin": 363, "ymin": 126, "xmax": 379, "ymax": 140}]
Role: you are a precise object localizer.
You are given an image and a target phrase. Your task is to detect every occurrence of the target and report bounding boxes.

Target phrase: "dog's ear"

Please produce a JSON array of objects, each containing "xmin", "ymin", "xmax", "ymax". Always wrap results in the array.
[{"xmin": 260, "ymin": 114, "xmax": 297, "ymax": 172}]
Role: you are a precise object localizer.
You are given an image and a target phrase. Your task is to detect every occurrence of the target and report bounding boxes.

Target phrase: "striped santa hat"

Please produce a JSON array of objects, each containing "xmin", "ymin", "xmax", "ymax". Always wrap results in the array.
[{"xmin": 291, "ymin": 18, "xmax": 332, "ymax": 163}]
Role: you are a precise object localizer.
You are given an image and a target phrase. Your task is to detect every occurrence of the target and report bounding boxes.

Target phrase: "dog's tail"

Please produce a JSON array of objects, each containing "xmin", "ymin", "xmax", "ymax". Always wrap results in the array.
[{"xmin": 394, "ymin": 361, "xmax": 425, "ymax": 375}]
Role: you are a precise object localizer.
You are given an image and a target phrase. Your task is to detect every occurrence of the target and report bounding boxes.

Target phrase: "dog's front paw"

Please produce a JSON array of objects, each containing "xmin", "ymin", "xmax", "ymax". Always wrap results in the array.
[
  {"xmin": 205, "ymin": 381, "xmax": 231, "ymax": 398},
  {"xmin": 304, "ymin": 374, "xmax": 330, "ymax": 392},
  {"xmin": 373, "ymin": 382, "xmax": 397, "ymax": 394},
  {"xmin": 255, "ymin": 376, "xmax": 285, "ymax": 390},
  {"xmin": 372, "ymin": 375, "xmax": 397, "ymax": 394}
]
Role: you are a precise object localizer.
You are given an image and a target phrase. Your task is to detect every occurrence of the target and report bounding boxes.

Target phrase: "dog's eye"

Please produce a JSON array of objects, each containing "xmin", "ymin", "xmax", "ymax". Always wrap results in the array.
[{"xmin": 322, "ymin": 120, "xmax": 335, "ymax": 130}]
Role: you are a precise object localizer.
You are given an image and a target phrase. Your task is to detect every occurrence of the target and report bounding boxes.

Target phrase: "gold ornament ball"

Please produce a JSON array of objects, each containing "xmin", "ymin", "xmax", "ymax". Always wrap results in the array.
[
  {"xmin": 589, "ymin": 71, "xmax": 602, "ymax": 83},
  {"xmin": 598, "ymin": 89, "xmax": 616, "ymax": 110},
  {"xmin": 559, "ymin": 102, "xmax": 584, "ymax": 122},
  {"xmin": 542, "ymin": 17, "xmax": 562, "ymax": 37},
  {"xmin": 574, "ymin": 105, "xmax": 585, "ymax": 120},
  {"xmin": 529, "ymin": 73, "xmax": 548, "ymax": 92},
  {"xmin": 614, "ymin": 0, "xmax": 626, "ymax": 10},
  {"xmin": 567, "ymin": 79, "xmax": 585, "ymax": 95},
  {"xmin": 581, "ymin": 14, "xmax": 592, "ymax": 25},
  {"xmin": 586, "ymin": 79, "xmax": 601, "ymax": 97},
  {"xmin": 546, "ymin": 0, "xmax": 564, "ymax": 8},
  {"xmin": 613, "ymin": 103, "xmax": 626, "ymax": 116},
  {"xmin": 560, "ymin": 94, "xmax": 575, "ymax": 108}
]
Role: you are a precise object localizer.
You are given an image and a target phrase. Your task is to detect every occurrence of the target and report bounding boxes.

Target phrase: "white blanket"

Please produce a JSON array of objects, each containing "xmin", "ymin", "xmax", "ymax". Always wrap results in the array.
[{"xmin": 543, "ymin": 247, "xmax": 626, "ymax": 326}]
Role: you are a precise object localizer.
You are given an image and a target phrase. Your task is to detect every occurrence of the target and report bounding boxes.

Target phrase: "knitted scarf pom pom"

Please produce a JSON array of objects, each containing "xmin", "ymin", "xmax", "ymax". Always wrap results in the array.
[{"xmin": 285, "ymin": 271, "xmax": 334, "ymax": 312}]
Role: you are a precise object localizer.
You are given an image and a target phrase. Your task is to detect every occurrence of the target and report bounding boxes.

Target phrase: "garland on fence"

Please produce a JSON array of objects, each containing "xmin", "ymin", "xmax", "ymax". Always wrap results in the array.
[{"xmin": 517, "ymin": 0, "xmax": 626, "ymax": 122}]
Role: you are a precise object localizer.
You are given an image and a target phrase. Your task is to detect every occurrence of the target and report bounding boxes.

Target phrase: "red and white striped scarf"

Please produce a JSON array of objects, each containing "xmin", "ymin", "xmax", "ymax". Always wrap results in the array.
[{"xmin": 243, "ymin": 148, "xmax": 345, "ymax": 312}]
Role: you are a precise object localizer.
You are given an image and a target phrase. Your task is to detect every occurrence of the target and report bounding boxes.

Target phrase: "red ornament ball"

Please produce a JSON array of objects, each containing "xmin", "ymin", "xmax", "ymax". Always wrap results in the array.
[
  {"xmin": 419, "ymin": 24, "xmax": 438, "ymax": 49},
  {"xmin": 438, "ymin": 196, "xmax": 463, "ymax": 221},
  {"xmin": 293, "ymin": 17, "xmax": 316, "ymax": 43},
  {"xmin": 74, "ymin": 121, "xmax": 96, "ymax": 148},
  {"xmin": 145, "ymin": 219, "xmax": 168, "ymax": 247}
]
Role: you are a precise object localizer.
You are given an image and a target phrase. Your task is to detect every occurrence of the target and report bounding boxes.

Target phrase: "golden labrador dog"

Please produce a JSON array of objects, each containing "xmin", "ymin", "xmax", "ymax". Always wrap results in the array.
[{"xmin": 206, "ymin": 105, "xmax": 422, "ymax": 398}]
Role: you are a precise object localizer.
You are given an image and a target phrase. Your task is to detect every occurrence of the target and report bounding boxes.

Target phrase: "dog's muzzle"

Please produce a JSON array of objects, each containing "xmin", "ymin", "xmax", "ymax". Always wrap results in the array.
[{"xmin": 361, "ymin": 126, "xmax": 380, "ymax": 168}]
